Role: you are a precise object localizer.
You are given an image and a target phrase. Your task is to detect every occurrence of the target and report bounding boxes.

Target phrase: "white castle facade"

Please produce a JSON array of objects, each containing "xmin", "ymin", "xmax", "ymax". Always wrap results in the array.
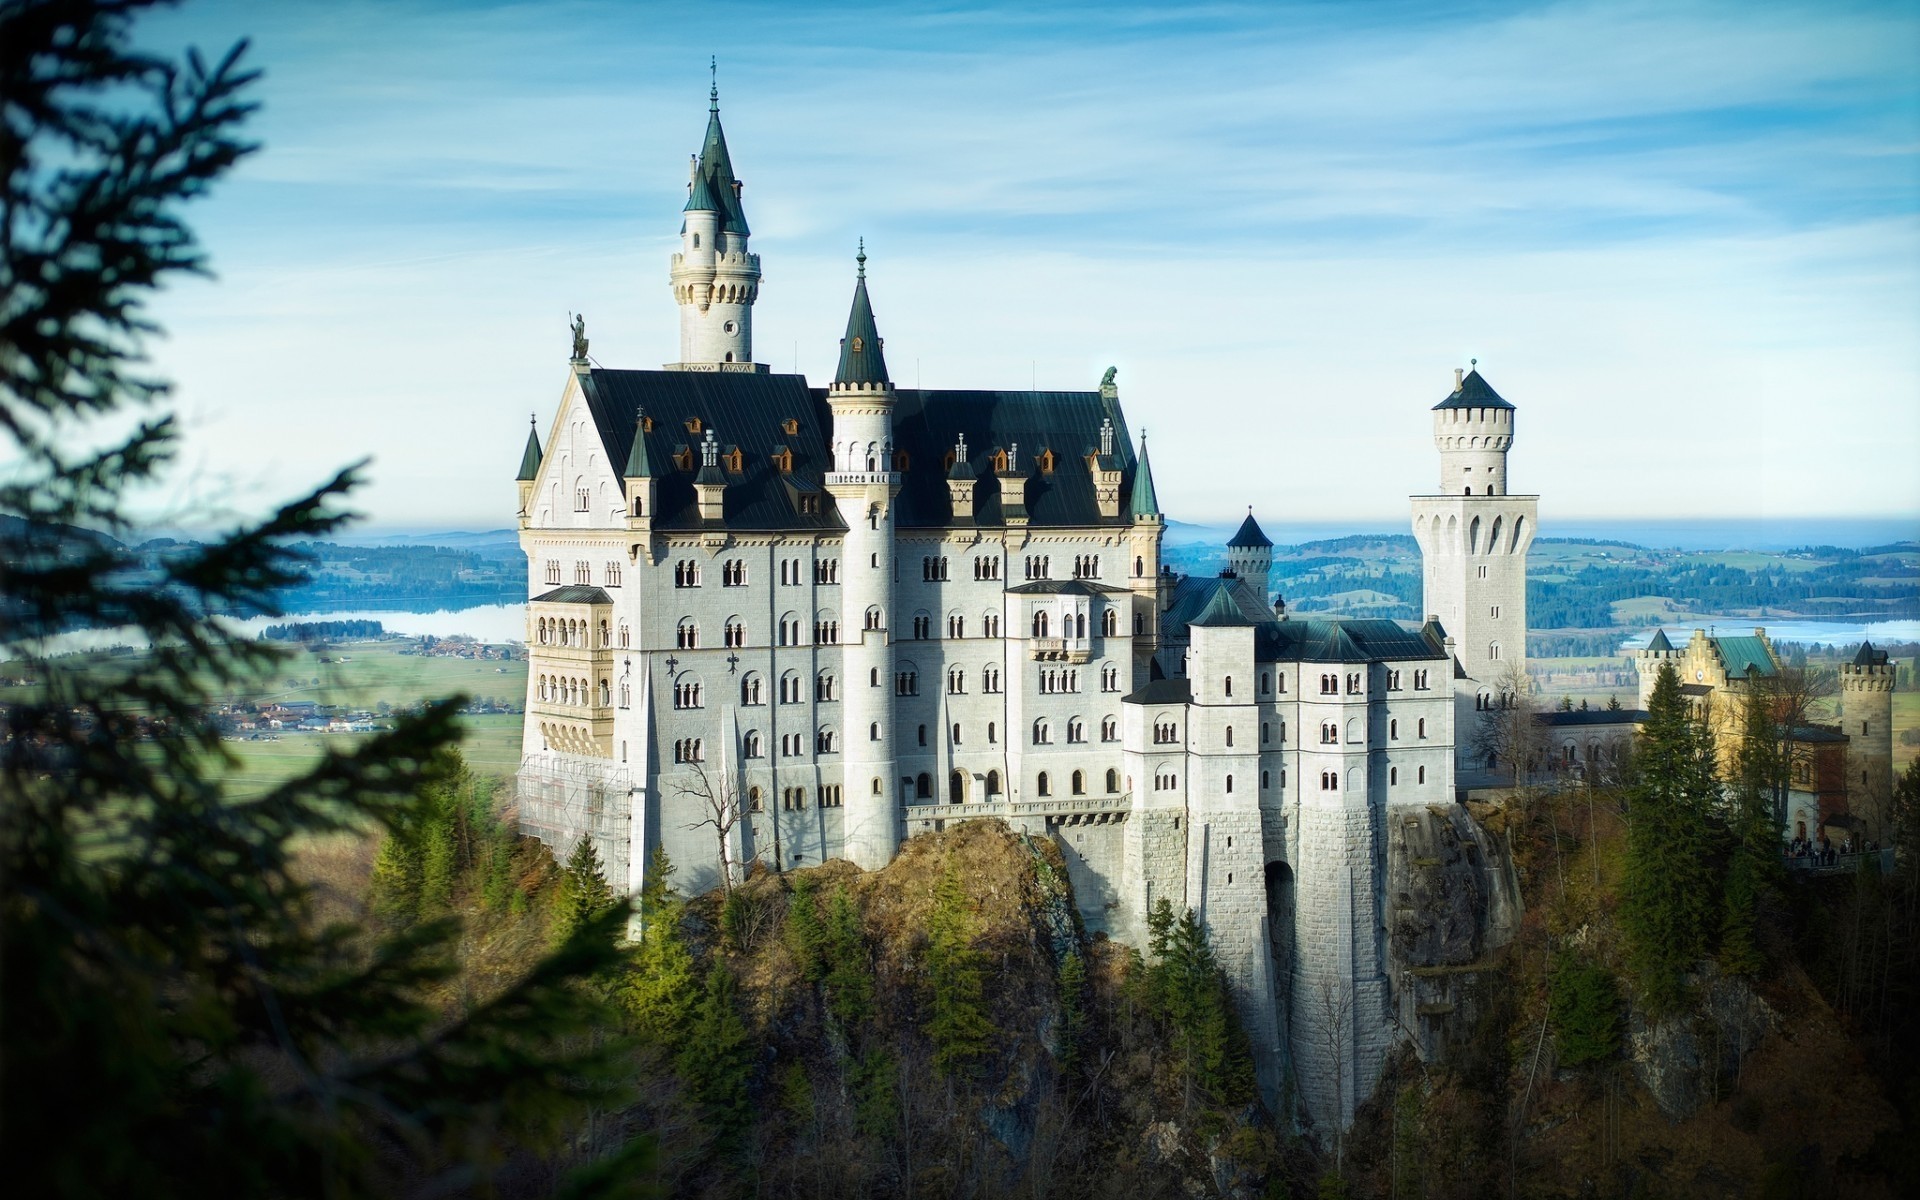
[{"xmin": 514, "ymin": 89, "xmax": 1532, "ymax": 1132}]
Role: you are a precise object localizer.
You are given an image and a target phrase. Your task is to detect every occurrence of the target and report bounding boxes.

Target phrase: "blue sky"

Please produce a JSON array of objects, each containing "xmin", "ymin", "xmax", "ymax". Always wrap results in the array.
[{"xmin": 135, "ymin": 0, "xmax": 1920, "ymax": 529}]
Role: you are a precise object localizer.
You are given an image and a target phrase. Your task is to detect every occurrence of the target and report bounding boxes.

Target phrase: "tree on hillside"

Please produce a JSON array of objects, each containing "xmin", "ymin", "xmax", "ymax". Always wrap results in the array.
[
  {"xmin": 1620, "ymin": 663, "xmax": 1723, "ymax": 1011},
  {"xmin": 924, "ymin": 862, "xmax": 994, "ymax": 1077},
  {"xmin": 554, "ymin": 834, "xmax": 618, "ymax": 947},
  {"xmin": 1721, "ymin": 690, "xmax": 1784, "ymax": 975},
  {"xmin": 622, "ymin": 848, "xmax": 696, "ymax": 1048},
  {"xmin": 1470, "ymin": 661, "xmax": 1545, "ymax": 790},
  {"xmin": 0, "ymin": 3, "xmax": 645, "ymax": 1193}
]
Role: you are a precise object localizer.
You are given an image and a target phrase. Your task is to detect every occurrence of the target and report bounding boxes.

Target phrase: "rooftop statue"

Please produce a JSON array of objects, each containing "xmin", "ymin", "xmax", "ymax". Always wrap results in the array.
[{"xmin": 570, "ymin": 312, "xmax": 589, "ymax": 362}]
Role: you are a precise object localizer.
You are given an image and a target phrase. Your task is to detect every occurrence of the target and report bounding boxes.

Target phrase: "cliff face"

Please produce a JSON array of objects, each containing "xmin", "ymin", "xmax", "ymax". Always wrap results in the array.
[
  {"xmin": 666, "ymin": 819, "xmax": 1293, "ymax": 1200},
  {"xmin": 1386, "ymin": 801, "xmax": 1524, "ymax": 1064}
]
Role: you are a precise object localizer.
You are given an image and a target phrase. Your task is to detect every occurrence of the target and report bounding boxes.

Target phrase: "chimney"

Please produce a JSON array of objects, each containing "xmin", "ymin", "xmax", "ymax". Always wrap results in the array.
[{"xmin": 1453, "ymin": 367, "xmax": 1464, "ymax": 389}]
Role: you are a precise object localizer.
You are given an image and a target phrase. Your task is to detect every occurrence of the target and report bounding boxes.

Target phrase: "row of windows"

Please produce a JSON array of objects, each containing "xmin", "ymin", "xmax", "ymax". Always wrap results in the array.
[
  {"xmin": 1318, "ymin": 765, "xmax": 1429, "ymax": 790},
  {"xmin": 1312, "ymin": 668, "xmax": 1433, "ymax": 695},
  {"xmin": 536, "ymin": 674, "xmax": 608, "ymax": 708},
  {"xmin": 1030, "ymin": 717, "xmax": 1118, "ymax": 744},
  {"xmin": 542, "ymin": 560, "xmax": 623, "ymax": 588},
  {"xmin": 746, "ymin": 784, "xmax": 846, "ymax": 813},
  {"xmin": 534, "ymin": 616, "xmax": 613, "ymax": 648}
]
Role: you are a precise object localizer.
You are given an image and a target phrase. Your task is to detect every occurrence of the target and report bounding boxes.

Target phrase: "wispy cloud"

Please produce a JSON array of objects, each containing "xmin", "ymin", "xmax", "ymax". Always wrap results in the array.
[{"xmin": 136, "ymin": 0, "xmax": 1919, "ymax": 526}]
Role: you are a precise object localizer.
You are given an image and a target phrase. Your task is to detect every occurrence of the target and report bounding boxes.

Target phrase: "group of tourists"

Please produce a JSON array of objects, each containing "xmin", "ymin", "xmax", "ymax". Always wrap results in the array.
[{"xmin": 1785, "ymin": 834, "xmax": 1880, "ymax": 868}]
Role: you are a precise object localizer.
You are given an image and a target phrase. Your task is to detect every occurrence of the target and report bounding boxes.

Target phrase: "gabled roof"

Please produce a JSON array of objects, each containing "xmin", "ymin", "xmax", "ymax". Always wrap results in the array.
[
  {"xmin": 581, "ymin": 369, "xmax": 839, "ymax": 532},
  {"xmin": 1127, "ymin": 437, "xmax": 1160, "ymax": 518},
  {"xmin": 1158, "ymin": 574, "xmax": 1447, "ymax": 663},
  {"xmin": 1853, "ymin": 640, "xmax": 1889, "ymax": 667},
  {"xmin": 834, "ymin": 252, "xmax": 889, "ymax": 387},
  {"xmin": 1433, "ymin": 367, "xmax": 1513, "ymax": 411},
  {"xmin": 1191, "ymin": 578, "xmax": 1257, "ymax": 627},
  {"xmin": 1124, "ymin": 677, "xmax": 1192, "ymax": 706},
  {"xmin": 1645, "ymin": 628, "xmax": 1673, "ymax": 652},
  {"xmin": 531, "ymin": 585, "xmax": 612, "ymax": 605},
  {"xmin": 516, "ymin": 420, "xmax": 543, "ymax": 481},
  {"xmin": 1711, "ymin": 634, "xmax": 1778, "ymax": 679},
  {"xmin": 683, "ymin": 90, "xmax": 749, "ymax": 235},
  {"xmin": 1228, "ymin": 511, "xmax": 1273, "ymax": 549},
  {"xmin": 1006, "ymin": 579, "xmax": 1126, "ymax": 596}
]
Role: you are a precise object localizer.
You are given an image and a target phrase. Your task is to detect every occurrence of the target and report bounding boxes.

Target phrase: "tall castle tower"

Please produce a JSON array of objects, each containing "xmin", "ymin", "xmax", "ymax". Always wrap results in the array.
[
  {"xmin": 668, "ymin": 78, "xmax": 763, "ymax": 371},
  {"xmin": 1410, "ymin": 367, "xmax": 1538, "ymax": 772},
  {"xmin": 826, "ymin": 246, "xmax": 901, "ymax": 868},
  {"xmin": 1840, "ymin": 641, "xmax": 1895, "ymax": 830}
]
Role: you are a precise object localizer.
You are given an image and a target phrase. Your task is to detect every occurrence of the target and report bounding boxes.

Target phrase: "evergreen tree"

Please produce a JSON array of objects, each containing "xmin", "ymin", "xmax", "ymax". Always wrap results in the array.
[
  {"xmin": 1055, "ymin": 950, "xmax": 1088, "ymax": 1074},
  {"xmin": 0, "ymin": 4, "xmax": 646, "ymax": 1193},
  {"xmin": 1720, "ymin": 692, "xmax": 1782, "ymax": 975},
  {"xmin": 924, "ymin": 862, "xmax": 994, "ymax": 1077},
  {"xmin": 553, "ymin": 835, "xmax": 617, "ymax": 947},
  {"xmin": 417, "ymin": 799, "xmax": 459, "ymax": 916},
  {"xmin": 1620, "ymin": 663, "xmax": 1722, "ymax": 1010},
  {"xmin": 1147, "ymin": 894, "xmax": 1175, "ymax": 958},
  {"xmin": 622, "ymin": 849, "xmax": 696, "ymax": 1047},
  {"xmin": 822, "ymin": 885, "xmax": 873, "ymax": 1026},
  {"xmin": 367, "ymin": 823, "xmax": 423, "ymax": 925},
  {"xmin": 676, "ymin": 963, "xmax": 755, "ymax": 1150},
  {"xmin": 784, "ymin": 874, "xmax": 828, "ymax": 982},
  {"xmin": 1548, "ymin": 958, "xmax": 1621, "ymax": 1066}
]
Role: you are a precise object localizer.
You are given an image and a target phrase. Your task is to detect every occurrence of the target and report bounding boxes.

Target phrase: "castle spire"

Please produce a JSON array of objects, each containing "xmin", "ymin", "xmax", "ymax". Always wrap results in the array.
[
  {"xmin": 834, "ymin": 244, "xmax": 890, "ymax": 388},
  {"xmin": 1128, "ymin": 432, "xmax": 1160, "ymax": 518},
  {"xmin": 516, "ymin": 413, "xmax": 542, "ymax": 481}
]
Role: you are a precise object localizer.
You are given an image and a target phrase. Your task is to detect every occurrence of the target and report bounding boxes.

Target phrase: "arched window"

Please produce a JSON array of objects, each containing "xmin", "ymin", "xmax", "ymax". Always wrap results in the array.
[
  {"xmin": 1067, "ymin": 717, "xmax": 1085, "ymax": 743},
  {"xmin": 1102, "ymin": 608, "xmax": 1117, "ymax": 636},
  {"xmin": 1389, "ymin": 718, "xmax": 1398, "ymax": 740},
  {"xmin": 816, "ymin": 671, "xmax": 836, "ymax": 702},
  {"xmin": 744, "ymin": 731, "xmax": 762, "ymax": 758},
  {"xmin": 676, "ymin": 618, "xmax": 699, "ymax": 649},
  {"xmin": 1033, "ymin": 719, "xmax": 1050, "ymax": 745},
  {"xmin": 915, "ymin": 773, "xmax": 932, "ymax": 801},
  {"xmin": 1261, "ymin": 770, "xmax": 1270, "ymax": 790},
  {"xmin": 1225, "ymin": 726, "xmax": 1234, "ymax": 747},
  {"xmin": 742, "ymin": 675, "xmax": 763, "ymax": 705},
  {"xmin": 1037, "ymin": 771, "xmax": 1052, "ymax": 797},
  {"xmin": 870, "ymin": 722, "xmax": 881, "ymax": 741},
  {"xmin": 1106, "ymin": 768, "xmax": 1120, "ymax": 793},
  {"xmin": 723, "ymin": 617, "xmax": 745, "ymax": 648},
  {"xmin": 1101, "ymin": 715, "xmax": 1118, "ymax": 741},
  {"xmin": 1390, "ymin": 766, "xmax": 1399, "ymax": 785},
  {"xmin": 1071, "ymin": 770, "xmax": 1085, "ymax": 796},
  {"xmin": 1225, "ymin": 774, "xmax": 1233, "ymax": 793},
  {"xmin": 1418, "ymin": 765, "xmax": 1427, "ymax": 784},
  {"xmin": 1032, "ymin": 610, "xmax": 1050, "ymax": 638},
  {"xmin": 986, "ymin": 770, "xmax": 1002, "ymax": 796},
  {"xmin": 988, "ymin": 721, "xmax": 997, "ymax": 743},
  {"xmin": 1418, "ymin": 718, "xmax": 1428, "ymax": 739}
]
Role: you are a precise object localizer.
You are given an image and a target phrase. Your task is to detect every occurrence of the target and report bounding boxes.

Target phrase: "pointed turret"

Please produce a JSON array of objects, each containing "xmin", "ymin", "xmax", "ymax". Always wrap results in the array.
[
  {"xmin": 623, "ymin": 410, "xmax": 655, "ymax": 532},
  {"xmin": 1227, "ymin": 508, "xmax": 1274, "ymax": 602},
  {"xmin": 623, "ymin": 409, "xmax": 653, "ymax": 478},
  {"xmin": 834, "ymin": 242, "xmax": 890, "ymax": 388},
  {"xmin": 515, "ymin": 414, "xmax": 542, "ymax": 528},
  {"xmin": 1128, "ymin": 434, "xmax": 1161, "ymax": 520},
  {"xmin": 684, "ymin": 76, "xmax": 748, "ymax": 235},
  {"xmin": 517, "ymin": 416, "xmax": 543, "ymax": 481},
  {"xmin": 669, "ymin": 70, "xmax": 761, "ymax": 370}
]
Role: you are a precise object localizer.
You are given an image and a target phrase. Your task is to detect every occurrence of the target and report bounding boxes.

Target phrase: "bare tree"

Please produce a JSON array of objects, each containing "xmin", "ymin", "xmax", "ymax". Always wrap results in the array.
[
  {"xmin": 1316, "ymin": 975, "xmax": 1354, "ymax": 1174},
  {"xmin": 674, "ymin": 758, "xmax": 743, "ymax": 896},
  {"xmin": 1471, "ymin": 661, "xmax": 1546, "ymax": 792},
  {"xmin": 1756, "ymin": 666, "xmax": 1836, "ymax": 830}
]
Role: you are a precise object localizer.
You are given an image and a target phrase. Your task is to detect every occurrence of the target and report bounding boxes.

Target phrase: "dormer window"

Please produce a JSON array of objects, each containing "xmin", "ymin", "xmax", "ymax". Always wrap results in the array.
[
  {"xmin": 724, "ymin": 448, "xmax": 744, "ymax": 473},
  {"xmin": 673, "ymin": 447, "xmax": 693, "ymax": 471},
  {"xmin": 851, "ymin": 336, "xmax": 864, "ymax": 353},
  {"xmin": 992, "ymin": 449, "xmax": 1009, "ymax": 473},
  {"xmin": 772, "ymin": 449, "xmax": 793, "ymax": 474},
  {"xmin": 1037, "ymin": 449, "xmax": 1056, "ymax": 474},
  {"xmin": 685, "ymin": 417, "xmax": 703, "ymax": 434},
  {"xmin": 893, "ymin": 450, "xmax": 909, "ymax": 471},
  {"xmin": 782, "ymin": 418, "xmax": 798, "ymax": 436}
]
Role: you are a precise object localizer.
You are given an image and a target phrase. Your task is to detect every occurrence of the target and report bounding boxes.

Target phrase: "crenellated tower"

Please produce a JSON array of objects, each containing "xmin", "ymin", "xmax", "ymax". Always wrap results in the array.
[
  {"xmin": 1410, "ymin": 366, "xmax": 1538, "ymax": 774},
  {"xmin": 1226, "ymin": 510, "xmax": 1274, "ymax": 602},
  {"xmin": 668, "ymin": 78, "xmax": 763, "ymax": 371},
  {"xmin": 1840, "ymin": 641, "xmax": 1895, "ymax": 832},
  {"xmin": 825, "ymin": 245, "xmax": 901, "ymax": 868}
]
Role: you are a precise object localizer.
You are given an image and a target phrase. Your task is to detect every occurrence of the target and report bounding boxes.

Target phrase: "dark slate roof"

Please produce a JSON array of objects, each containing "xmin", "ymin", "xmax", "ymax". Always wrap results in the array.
[
  {"xmin": 1125, "ymin": 677, "xmax": 1192, "ymax": 706},
  {"xmin": 582, "ymin": 369, "xmax": 840, "ymax": 532},
  {"xmin": 1712, "ymin": 635, "xmax": 1777, "ymax": 678},
  {"xmin": 517, "ymin": 421, "xmax": 543, "ymax": 481},
  {"xmin": 1228, "ymin": 512, "xmax": 1273, "ymax": 549},
  {"xmin": 683, "ymin": 94, "xmax": 749, "ymax": 235},
  {"xmin": 1645, "ymin": 628, "xmax": 1673, "ymax": 652},
  {"xmin": 888, "ymin": 387, "xmax": 1142, "ymax": 528},
  {"xmin": 1191, "ymin": 578, "xmax": 1258, "ymax": 627},
  {"xmin": 1853, "ymin": 640, "xmax": 1889, "ymax": 667},
  {"xmin": 1535, "ymin": 709, "xmax": 1647, "ymax": 728},
  {"xmin": 1160, "ymin": 574, "xmax": 1447, "ymax": 662},
  {"xmin": 1433, "ymin": 368, "xmax": 1513, "ymax": 411},
  {"xmin": 1787, "ymin": 724, "xmax": 1848, "ymax": 744},
  {"xmin": 576, "ymin": 368, "xmax": 1149, "ymax": 532},
  {"xmin": 1128, "ymin": 437, "xmax": 1160, "ymax": 518},
  {"xmin": 531, "ymin": 585, "xmax": 612, "ymax": 604},
  {"xmin": 834, "ymin": 256, "xmax": 889, "ymax": 386},
  {"xmin": 1006, "ymin": 579, "xmax": 1126, "ymax": 596}
]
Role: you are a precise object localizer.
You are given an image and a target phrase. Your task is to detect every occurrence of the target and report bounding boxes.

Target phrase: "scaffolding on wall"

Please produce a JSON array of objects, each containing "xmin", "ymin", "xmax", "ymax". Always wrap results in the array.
[{"xmin": 516, "ymin": 753, "xmax": 636, "ymax": 894}]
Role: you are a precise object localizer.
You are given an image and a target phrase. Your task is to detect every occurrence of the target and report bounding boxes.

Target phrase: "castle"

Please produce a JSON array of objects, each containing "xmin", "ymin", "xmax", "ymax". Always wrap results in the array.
[{"xmin": 512, "ymin": 87, "xmax": 1530, "ymax": 1131}]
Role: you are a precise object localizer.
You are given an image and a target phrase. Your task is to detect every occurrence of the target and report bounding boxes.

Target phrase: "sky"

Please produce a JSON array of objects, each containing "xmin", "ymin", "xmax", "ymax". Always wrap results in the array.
[{"xmin": 131, "ymin": 0, "xmax": 1920, "ymax": 532}]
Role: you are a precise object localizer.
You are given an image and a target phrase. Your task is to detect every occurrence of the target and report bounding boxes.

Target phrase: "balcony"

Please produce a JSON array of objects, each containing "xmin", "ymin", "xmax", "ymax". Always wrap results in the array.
[
  {"xmin": 1029, "ymin": 636, "xmax": 1092, "ymax": 664},
  {"xmin": 824, "ymin": 470, "xmax": 901, "ymax": 488}
]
